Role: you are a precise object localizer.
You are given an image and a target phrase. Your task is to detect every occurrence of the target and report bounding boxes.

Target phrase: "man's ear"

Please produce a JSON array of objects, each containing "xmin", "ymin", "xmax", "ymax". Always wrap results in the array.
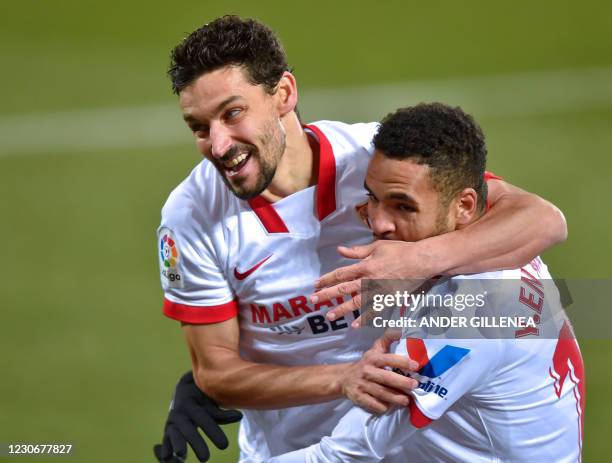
[
  {"xmin": 275, "ymin": 71, "xmax": 298, "ymax": 117},
  {"xmin": 455, "ymin": 188, "xmax": 479, "ymax": 226}
]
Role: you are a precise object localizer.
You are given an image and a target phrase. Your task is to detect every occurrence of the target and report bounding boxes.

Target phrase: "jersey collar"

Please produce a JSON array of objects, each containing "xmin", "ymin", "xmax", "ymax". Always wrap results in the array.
[
  {"xmin": 247, "ymin": 123, "xmax": 337, "ymax": 233},
  {"xmin": 305, "ymin": 123, "xmax": 337, "ymax": 221}
]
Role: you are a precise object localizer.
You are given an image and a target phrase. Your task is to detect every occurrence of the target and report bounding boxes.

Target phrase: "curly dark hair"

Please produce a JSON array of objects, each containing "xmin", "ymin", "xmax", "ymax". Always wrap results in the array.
[
  {"xmin": 373, "ymin": 103, "xmax": 488, "ymax": 211},
  {"xmin": 168, "ymin": 16, "xmax": 290, "ymax": 95}
]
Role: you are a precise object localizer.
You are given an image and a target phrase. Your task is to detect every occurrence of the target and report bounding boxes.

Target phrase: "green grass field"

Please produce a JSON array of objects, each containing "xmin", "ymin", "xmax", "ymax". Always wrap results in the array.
[{"xmin": 2, "ymin": 1, "xmax": 611, "ymax": 461}]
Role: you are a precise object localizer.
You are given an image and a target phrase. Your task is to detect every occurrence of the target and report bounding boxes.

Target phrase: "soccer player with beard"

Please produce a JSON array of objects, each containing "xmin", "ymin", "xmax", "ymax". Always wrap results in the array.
[
  {"xmin": 270, "ymin": 103, "xmax": 584, "ymax": 463},
  {"xmin": 153, "ymin": 16, "xmax": 568, "ymax": 463}
]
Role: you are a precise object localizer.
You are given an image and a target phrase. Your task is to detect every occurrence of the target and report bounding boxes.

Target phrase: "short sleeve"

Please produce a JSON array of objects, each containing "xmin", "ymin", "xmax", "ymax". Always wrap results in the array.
[
  {"xmin": 395, "ymin": 337, "xmax": 501, "ymax": 427},
  {"xmin": 157, "ymin": 216, "xmax": 237, "ymax": 324}
]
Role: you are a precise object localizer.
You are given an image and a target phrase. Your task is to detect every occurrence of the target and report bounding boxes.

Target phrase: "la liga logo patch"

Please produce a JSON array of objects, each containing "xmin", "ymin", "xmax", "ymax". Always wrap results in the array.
[
  {"xmin": 158, "ymin": 227, "xmax": 184, "ymax": 289},
  {"xmin": 160, "ymin": 234, "xmax": 178, "ymax": 268}
]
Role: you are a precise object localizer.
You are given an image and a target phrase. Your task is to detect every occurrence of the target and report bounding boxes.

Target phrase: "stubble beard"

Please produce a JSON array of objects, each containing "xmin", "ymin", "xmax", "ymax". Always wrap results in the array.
[
  {"xmin": 432, "ymin": 204, "xmax": 453, "ymax": 237},
  {"xmin": 222, "ymin": 118, "xmax": 286, "ymax": 200}
]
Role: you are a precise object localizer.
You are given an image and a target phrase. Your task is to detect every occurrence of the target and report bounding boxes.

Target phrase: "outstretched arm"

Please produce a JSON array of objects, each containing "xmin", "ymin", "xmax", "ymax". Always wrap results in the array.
[
  {"xmin": 312, "ymin": 178, "xmax": 567, "ymax": 323},
  {"xmin": 439, "ymin": 178, "xmax": 567, "ymax": 275}
]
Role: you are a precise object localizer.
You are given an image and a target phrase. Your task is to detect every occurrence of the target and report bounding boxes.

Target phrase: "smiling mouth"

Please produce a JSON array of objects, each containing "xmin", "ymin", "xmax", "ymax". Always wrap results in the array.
[{"xmin": 223, "ymin": 152, "xmax": 251, "ymax": 177}]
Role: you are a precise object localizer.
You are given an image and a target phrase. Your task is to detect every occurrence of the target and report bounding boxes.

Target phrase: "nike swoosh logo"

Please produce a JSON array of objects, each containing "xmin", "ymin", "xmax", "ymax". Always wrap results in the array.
[{"xmin": 234, "ymin": 254, "xmax": 273, "ymax": 280}]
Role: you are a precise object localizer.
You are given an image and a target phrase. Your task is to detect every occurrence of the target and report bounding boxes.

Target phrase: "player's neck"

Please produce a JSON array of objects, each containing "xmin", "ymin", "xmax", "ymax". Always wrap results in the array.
[{"xmin": 260, "ymin": 113, "xmax": 316, "ymax": 202}]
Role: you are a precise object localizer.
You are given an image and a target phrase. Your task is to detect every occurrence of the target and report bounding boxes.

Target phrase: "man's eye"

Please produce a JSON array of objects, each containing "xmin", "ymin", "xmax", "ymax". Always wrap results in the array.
[
  {"xmin": 225, "ymin": 108, "xmax": 242, "ymax": 120},
  {"xmin": 191, "ymin": 125, "xmax": 209, "ymax": 135},
  {"xmin": 397, "ymin": 204, "xmax": 416, "ymax": 212},
  {"xmin": 367, "ymin": 193, "xmax": 379, "ymax": 203}
]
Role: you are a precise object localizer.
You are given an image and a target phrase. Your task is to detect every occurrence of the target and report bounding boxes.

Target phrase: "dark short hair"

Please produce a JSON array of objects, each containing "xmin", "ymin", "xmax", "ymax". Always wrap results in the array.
[
  {"xmin": 373, "ymin": 103, "xmax": 488, "ymax": 211},
  {"xmin": 168, "ymin": 16, "xmax": 290, "ymax": 94}
]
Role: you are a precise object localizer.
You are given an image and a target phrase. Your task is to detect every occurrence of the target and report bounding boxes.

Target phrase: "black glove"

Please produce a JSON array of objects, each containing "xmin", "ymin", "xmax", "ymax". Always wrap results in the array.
[{"xmin": 153, "ymin": 371, "xmax": 243, "ymax": 462}]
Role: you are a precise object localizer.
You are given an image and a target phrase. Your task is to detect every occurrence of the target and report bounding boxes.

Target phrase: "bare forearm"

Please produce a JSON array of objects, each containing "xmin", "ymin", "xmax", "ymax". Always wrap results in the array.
[
  {"xmin": 194, "ymin": 357, "xmax": 351, "ymax": 409},
  {"xmin": 424, "ymin": 193, "xmax": 567, "ymax": 276}
]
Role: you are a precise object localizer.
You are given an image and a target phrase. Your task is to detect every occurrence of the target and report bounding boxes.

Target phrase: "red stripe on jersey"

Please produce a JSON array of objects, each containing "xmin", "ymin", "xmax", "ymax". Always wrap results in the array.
[
  {"xmin": 305, "ymin": 124, "xmax": 337, "ymax": 220},
  {"xmin": 484, "ymin": 170, "xmax": 503, "ymax": 211},
  {"xmin": 405, "ymin": 339, "xmax": 435, "ymax": 428},
  {"xmin": 163, "ymin": 298, "xmax": 238, "ymax": 324},
  {"xmin": 248, "ymin": 196, "xmax": 290, "ymax": 233},
  {"xmin": 550, "ymin": 321, "xmax": 585, "ymax": 444},
  {"xmin": 408, "ymin": 397, "xmax": 434, "ymax": 428},
  {"xmin": 406, "ymin": 338, "xmax": 430, "ymax": 370}
]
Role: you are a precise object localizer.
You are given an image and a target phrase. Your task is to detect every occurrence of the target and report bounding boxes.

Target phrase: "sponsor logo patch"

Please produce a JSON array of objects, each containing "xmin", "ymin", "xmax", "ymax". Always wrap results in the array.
[
  {"xmin": 158, "ymin": 227, "xmax": 184, "ymax": 288},
  {"xmin": 392, "ymin": 339, "xmax": 471, "ymax": 399}
]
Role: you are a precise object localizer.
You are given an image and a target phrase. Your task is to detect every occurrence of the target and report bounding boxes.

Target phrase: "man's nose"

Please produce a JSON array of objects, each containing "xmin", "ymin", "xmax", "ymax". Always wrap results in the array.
[
  {"xmin": 209, "ymin": 123, "xmax": 233, "ymax": 159},
  {"xmin": 370, "ymin": 206, "xmax": 396, "ymax": 239}
]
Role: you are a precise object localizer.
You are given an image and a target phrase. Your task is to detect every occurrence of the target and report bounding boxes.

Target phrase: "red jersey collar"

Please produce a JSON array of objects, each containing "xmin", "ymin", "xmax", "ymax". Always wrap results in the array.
[
  {"xmin": 248, "ymin": 123, "xmax": 337, "ymax": 233},
  {"xmin": 304, "ymin": 123, "xmax": 337, "ymax": 221}
]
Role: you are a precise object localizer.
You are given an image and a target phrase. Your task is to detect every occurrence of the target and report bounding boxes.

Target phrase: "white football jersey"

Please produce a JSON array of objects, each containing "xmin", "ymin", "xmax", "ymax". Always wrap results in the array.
[
  {"xmin": 159, "ymin": 121, "xmax": 383, "ymax": 459},
  {"xmin": 158, "ymin": 119, "xmax": 507, "ymax": 461},
  {"xmin": 270, "ymin": 259, "xmax": 585, "ymax": 463}
]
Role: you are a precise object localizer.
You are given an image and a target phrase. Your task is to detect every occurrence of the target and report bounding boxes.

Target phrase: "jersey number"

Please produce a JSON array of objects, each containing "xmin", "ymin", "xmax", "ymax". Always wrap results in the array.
[{"xmin": 549, "ymin": 320, "xmax": 585, "ymax": 454}]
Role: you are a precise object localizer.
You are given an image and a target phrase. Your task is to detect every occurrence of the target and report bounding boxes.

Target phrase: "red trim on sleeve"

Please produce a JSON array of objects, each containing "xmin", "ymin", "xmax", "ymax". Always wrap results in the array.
[
  {"xmin": 163, "ymin": 298, "xmax": 238, "ymax": 324},
  {"xmin": 408, "ymin": 398, "xmax": 434, "ymax": 428},
  {"xmin": 304, "ymin": 124, "xmax": 337, "ymax": 221},
  {"xmin": 248, "ymin": 196, "xmax": 290, "ymax": 233}
]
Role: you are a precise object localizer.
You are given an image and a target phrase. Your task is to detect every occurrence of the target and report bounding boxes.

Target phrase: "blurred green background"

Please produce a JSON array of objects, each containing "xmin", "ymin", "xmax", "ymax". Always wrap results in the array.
[{"xmin": 1, "ymin": 0, "xmax": 611, "ymax": 461}]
